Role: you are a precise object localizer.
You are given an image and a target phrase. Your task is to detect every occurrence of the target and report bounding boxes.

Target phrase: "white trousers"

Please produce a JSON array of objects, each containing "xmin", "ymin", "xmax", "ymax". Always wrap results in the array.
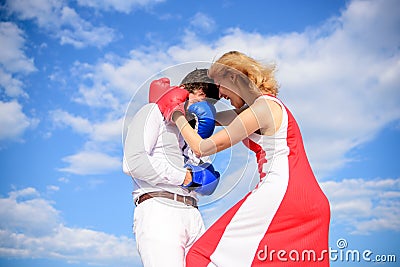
[{"xmin": 133, "ymin": 197, "xmax": 205, "ymax": 267}]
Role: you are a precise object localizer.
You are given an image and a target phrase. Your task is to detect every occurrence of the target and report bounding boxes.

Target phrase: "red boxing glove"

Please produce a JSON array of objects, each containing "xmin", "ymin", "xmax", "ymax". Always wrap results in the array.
[
  {"xmin": 149, "ymin": 77, "xmax": 171, "ymax": 103},
  {"xmin": 156, "ymin": 87, "xmax": 189, "ymax": 121}
]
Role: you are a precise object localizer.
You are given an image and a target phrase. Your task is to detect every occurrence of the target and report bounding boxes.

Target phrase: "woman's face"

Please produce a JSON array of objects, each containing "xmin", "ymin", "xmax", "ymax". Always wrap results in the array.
[{"xmin": 215, "ymin": 76, "xmax": 245, "ymax": 109}]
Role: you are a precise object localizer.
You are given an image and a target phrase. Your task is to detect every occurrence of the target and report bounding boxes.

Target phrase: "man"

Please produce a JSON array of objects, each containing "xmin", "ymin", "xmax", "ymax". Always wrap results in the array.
[{"xmin": 123, "ymin": 69, "xmax": 220, "ymax": 267}]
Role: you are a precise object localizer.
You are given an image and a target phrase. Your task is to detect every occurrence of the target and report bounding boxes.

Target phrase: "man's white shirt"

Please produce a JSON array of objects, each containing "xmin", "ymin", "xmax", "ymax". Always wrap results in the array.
[{"xmin": 123, "ymin": 103, "xmax": 197, "ymax": 200}]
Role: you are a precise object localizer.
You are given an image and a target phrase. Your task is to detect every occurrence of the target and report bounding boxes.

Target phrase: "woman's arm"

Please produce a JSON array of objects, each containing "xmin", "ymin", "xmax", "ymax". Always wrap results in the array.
[
  {"xmin": 215, "ymin": 109, "xmax": 237, "ymax": 126},
  {"xmin": 174, "ymin": 98, "xmax": 277, "ymax": 157},
  {"xmin": 215, "ymin": 105, "xmax": 248, "ymax": 126}
]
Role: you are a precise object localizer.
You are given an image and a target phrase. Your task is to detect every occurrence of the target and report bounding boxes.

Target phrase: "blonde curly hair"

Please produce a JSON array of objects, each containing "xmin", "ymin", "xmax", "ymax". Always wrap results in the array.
[{"xmin": 208, "ymin": 51, "xmax": 279, "ymax": 96}]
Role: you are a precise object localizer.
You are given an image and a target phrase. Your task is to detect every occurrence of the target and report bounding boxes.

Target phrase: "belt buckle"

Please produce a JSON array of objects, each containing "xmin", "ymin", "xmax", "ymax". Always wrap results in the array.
[
  {"xmin": 183, "ymin": 196, "xmax": 192, "ymax": 207},
  {"xmin": 135, "ymin": 196, "xmax": 140, "ymax": 206}
]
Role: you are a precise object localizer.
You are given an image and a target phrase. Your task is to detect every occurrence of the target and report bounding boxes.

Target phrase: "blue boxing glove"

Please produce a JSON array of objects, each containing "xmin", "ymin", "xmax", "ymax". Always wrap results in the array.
[
  {"xmin": 187, "ymin": 101, "xmax": 216, "ymax": 138},
  {"xmin": 183, "ymin": 163, "xmax": 220, "ymax": 195}
]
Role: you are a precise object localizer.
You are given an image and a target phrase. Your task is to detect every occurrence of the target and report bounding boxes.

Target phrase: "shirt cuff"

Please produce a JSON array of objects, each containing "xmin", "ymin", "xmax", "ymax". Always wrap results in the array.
[{"xmin": 168, "ymin": 167, "xmax": 187, "ymax": 186}]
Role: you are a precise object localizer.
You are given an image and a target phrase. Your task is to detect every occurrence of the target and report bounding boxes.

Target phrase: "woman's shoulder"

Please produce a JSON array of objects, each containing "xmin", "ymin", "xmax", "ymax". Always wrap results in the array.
[
  {"xmin": 251, "ymin": 95, "xmax": 284, "ymax": 135},
  {"xmin": 252, "ymin": 95, "xmax": 282, "ymax": 109}
]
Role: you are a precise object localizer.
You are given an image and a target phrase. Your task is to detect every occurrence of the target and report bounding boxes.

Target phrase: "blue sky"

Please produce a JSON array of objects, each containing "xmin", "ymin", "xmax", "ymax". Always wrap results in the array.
[{"xmin": 0, "ymin": 0, "xmax": 399, "ymax": 266}]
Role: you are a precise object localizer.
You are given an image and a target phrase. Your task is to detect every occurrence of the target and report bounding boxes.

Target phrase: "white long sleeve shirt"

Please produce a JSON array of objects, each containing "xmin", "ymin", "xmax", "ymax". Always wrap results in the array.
[{"xmin": 123, "ymin": 103, "xmax": 196, "ymax": 200}]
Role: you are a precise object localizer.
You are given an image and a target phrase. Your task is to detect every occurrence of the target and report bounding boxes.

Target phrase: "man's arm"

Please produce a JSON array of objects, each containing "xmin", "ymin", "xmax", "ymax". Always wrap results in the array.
[{"xmin": 123, "ymin": 104, "xmax": 187, "ymax": 186}]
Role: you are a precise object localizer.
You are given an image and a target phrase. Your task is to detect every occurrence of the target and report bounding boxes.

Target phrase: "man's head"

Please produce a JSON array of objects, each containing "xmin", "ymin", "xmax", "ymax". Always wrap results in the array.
[{"xmin": 180, "ymin": 68, "xmax": 220, "ymax": 103}]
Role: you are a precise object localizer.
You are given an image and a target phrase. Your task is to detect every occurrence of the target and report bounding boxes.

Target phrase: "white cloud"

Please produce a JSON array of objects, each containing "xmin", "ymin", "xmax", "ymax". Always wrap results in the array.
[
  {"xmin": 0, "ymin": 187, "xmax": 141, "ymax": 266},
  {"xmin": 0, "ymin": 69, "xmax": 25, "ymax": 98},
  {"xmin": 0, "ymin": 22, "xmax": 35, "ymax": 74},
  {"xmin": 71, "ymin": 50, "xmax": 178, "ymax": 106},
  {"xmin": 58, "ymin": 177, "xmax": 70, "ymax": 183},
  {"xmin": 76, "ymin": 0, "xmax": 165, "ymax": 13},
  {"xmin": 273, "ymin": 0, "xmax": 400, "ymax": 176},
  {"xmin": 0, "ymin": 101, "xmax": 38, "ymax": 142},
  {"xmin": 58, "ymin": 6, "xmax": 115, "ymax": 48},
  {"xmin": 59, "ymin": 151, "xmax": 121, "ymax": 175},
  {"xmin": 0, "ymin": 187, "xmax": 59, "ymax": 237},
  {"xmin": 75, "ymin": 84, "xmax": 122, "ymax": 111},
  {"xmin": 321, "ymin": 178, "xmax": 400, "ymax": 234},
  {"xmin": 50, "ymin": 107, "xmax": 123, "ymax": 175},
  {"xmin": 50, "ymin": 109, "xmax": 93, "ymax": 136},
  {"xmin": 0, "ymin": 22, "xmax": 36, "ymax": 98},
  {"xmin": 5, "ymin": 0, "xmax": 62, "ymax": 23},
  {"xmin": 6, "ymin": 0, "xmax": 115, "ymax": 48},
  {"xmin": 92, "ymin": 118, "xmax": 124, "ymax": 142},
  {"xmin": 190, "ymin": 12, "xmax": 216, "ymax": 33},
  {"xmin": 50, "ymin": 109, "xmax": 122, "ymax": 142},
  {"xmin": 46, "ymin": 185, "xmax": 60, "ymax": 192}
]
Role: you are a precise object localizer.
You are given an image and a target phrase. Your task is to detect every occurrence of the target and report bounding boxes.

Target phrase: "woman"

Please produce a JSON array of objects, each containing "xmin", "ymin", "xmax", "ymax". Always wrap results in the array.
[{"xmin": 172, "ymin": 51, "xmax": 330, "ymax": 266}]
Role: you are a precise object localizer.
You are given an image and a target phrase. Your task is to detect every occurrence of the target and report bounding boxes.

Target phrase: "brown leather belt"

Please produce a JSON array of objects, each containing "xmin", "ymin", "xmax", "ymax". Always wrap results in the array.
[{"xmin": 136, "ymin": 191, "xmax": 198, "ymax": 208}]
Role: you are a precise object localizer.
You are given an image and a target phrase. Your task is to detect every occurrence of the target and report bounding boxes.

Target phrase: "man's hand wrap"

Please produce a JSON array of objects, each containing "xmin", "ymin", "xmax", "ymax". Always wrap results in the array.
[
  {"xmin": 187, "ymin": 101, "xmax": 216, "ymax": 138},
  {"xmin": 183, "ymin": 163, "xmax": 220, "ymax": 195}
]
